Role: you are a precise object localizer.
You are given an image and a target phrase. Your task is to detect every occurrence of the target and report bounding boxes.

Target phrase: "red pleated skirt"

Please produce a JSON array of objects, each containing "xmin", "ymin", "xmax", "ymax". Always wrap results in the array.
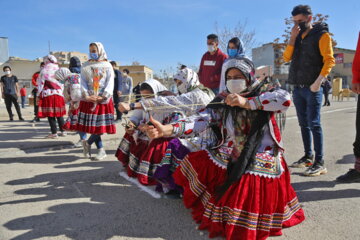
[
  {"xmin": 173, "ymin": 150, "xmax": 305, "ymax": 240},
  {"xmin": 115, "ymin": 133, "xmax": 135, "ymax": 166},
  {"xmin": 38, "ymin": 95, "xmax": 66, "ymax": 118},
  {"xmin": 136, "ymin": 138, "xmax": 172, "ymax": 186},
  {"xmin": 75, "ymin": 99, "xmax": 116, "ymax": 134}
]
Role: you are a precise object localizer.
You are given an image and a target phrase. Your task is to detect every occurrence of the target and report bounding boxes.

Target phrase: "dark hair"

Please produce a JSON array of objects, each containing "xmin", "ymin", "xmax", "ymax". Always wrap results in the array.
[
  {"xmin": 291, "ymin": 5, "xmax": 312, "ymax": 16},
  {"xmin": 180, "ymin": 65, "xmax": 187, "ymax": 70},
  {"xmin": 123, "ymin": 69, "xmax": 130, "ymax": 74},
  {"xmin": 3, "ymin": 66, "xmax": 11, "ymax": 71},
  {"xmin": 40, "ymin": 62, "xmax": 45, "ymax": 67},
  {"xmin": 23, "ymin": 85, "xmax": 26, "ymax": 88},
  {"xmin": 207, "ymin": 34, "xmax": 218, "ymax": 42},
  {"xmin": 140, "ymin": 83, "xmax": 154, "ymax": 93},
  {"xmin": 110, "ymin": 61, "xmax": 117, "ymax": 67},
  {"xmin": 228, "ymin": 37, "xmax": 241, "ymax": 49}
]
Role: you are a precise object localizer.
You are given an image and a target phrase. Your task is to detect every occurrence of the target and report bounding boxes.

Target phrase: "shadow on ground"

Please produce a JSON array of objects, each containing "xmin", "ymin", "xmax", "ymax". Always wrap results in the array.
[{"xmin": 1, "ymin": 159, "xmax": 206, "ymax": 240}]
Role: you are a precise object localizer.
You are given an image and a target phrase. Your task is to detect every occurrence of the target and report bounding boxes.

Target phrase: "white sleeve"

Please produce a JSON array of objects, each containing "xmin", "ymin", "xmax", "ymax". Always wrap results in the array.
[{"xmin": 103, "ymin": 68, "xmax": 114, "ymax": 99}]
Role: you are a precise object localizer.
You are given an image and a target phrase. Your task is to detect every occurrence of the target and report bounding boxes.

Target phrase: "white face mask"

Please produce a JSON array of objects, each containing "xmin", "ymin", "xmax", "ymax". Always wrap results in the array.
[
  {"xmin": 5, "ymin": 70, "xmax": 11, "ymax": 75},
  {"xmin": 226, "ymin": 79, "xmax": 247, "ymax": 93},
  {"xmin": 177, "ymin": 82, "xmax": 187, "ymax": 94},
  {"xmin": 207, "ymin": 44, "xmax": 216, "ymax": 53}
]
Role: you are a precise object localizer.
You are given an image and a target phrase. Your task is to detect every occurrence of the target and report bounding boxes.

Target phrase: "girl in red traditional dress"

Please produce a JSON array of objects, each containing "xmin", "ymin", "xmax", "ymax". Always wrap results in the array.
[
  {"xmin": 146, "ymin": 58, "xmax": 305, "ymax": 240},
  {"xmin": 37, "ymin": 55, "xmax": 66, "ymax": 139},
  {"xmin": 76, "ymin": 42, "xmax": 115, "ymax": 161}
]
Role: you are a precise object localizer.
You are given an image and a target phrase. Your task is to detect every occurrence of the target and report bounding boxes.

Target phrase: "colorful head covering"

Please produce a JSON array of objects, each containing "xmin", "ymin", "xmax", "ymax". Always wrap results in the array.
[
  {"xmin": 173, "ymin": 67, "xmax": 200, "ymax": 93},
  {"xmin": 227, "ymin": 37, "xmax": 245, "ymax": 58},
  {"xmin": 219, "ymin": 58, "xmax": 256, "ymax": 93}
]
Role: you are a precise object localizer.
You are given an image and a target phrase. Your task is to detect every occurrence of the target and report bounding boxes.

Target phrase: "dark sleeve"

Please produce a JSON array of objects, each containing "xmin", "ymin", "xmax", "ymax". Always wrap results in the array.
[
  {"xmin": 0, "ymin": 76, "xmax": 3, "ymax": 83},
  {"xmin": 14, "ymin": 76, "xmax": 18, "ymax": 82}
]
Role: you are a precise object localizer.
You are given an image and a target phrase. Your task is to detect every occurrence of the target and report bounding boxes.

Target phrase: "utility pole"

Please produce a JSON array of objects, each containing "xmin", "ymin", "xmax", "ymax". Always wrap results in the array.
[{"xmin": 48, "ymin": 40, "xmax": 51, "ymax": 54}]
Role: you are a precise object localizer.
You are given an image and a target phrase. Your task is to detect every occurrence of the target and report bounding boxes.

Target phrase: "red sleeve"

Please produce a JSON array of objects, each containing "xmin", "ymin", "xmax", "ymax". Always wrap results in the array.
[
  {"xmin": 32, "ymin": 72, "xmax": 39, "ymax": 86},
  {"xmin": 353, "ymin": 32, "xmax": 360, "ymax": 84},
  {"xmin": 212, "ymin": 52, "xmax": 228, "ymax": 84},
  {"xmin": 198, "ymin": 55, "xmax": 205, "ymax": 83}
]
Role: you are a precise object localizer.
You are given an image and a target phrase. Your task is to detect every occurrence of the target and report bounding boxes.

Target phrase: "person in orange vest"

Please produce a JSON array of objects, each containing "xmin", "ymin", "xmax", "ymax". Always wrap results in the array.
[
  {"xmin": 337, "ymin": 32, "xmax": 360, "ymax": 183},
  {"xmin": 20, "ymin": 85, "xmax": 26, "ymax": 108}
]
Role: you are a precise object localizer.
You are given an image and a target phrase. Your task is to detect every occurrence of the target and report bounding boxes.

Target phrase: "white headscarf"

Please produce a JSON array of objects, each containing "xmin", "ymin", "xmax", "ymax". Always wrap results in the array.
[
  {"xmin": 219, "ymin": 58, "xmax": 256, "ymax": 93},
  {"xmin": 55, "ymin": 68, "xmax": 71, "ymax": 83},
  {"xmin": 173, "ymin": 67, "xmax": 200, "ymax": 93},
  {"xmin": 90, "ymin": 42, "xmax": 108, "ymax": 61},
  {"xmin": 142, "ymin": 79, "xmax": 168, "ymax": 95},
  {"xmin": 44, "ymin": 55, "xmax": 58, "ymax": 64}
]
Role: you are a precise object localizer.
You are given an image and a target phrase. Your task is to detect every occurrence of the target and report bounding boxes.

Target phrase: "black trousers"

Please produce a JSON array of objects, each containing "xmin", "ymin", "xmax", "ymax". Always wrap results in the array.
[
  {"xmin": 4, "ymin": 94, "xmax": 22, "ymax": 119},
  {"xmin": 354, "ymin": 95, "xmax": 360, "ymax": 157},
  {"xmin": 113, "ymin": 93, "xmax": 122, "ymax": 120},
  {"xmin": 323, "ymin": 90, "xmax": 330, "ymax": 105},
  {"xmin": 48, "ymin": 117, "xmax": 65, "ymax": 134},
  {"xmin": 32, "ymin": 89, "xmax": 39, "ymax": 118}
]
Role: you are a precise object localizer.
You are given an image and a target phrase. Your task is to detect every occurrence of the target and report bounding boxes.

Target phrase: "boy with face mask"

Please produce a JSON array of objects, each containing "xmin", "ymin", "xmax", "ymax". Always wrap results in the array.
[
  {"xmin": 283, "ymin": 5, "xmax": 335, "ymax": 176},
  {"xmin": 1, "ymin": 66, "xmax": 24, "ymax": 121},
  {"xmin": 198, "ymin": 34, "xmax": 228, "ymax": 95}
]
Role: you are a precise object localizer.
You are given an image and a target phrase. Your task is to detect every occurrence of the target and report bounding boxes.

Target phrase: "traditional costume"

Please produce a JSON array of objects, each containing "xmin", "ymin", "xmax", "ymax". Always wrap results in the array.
[
  {"xmin": 76, "ymin": 42, "xmax": 115, "ymax": 135},
  {"xmin": 169, "ymin": 59, "xmax": 304, "ymax": 239}
]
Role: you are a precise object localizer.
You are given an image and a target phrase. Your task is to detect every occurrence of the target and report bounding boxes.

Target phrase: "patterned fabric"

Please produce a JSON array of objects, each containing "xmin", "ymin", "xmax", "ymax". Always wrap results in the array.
[
  {"xmin": 245, "ymin": 152, "xmax": 284, "ymax": 178},
  {"xmin": 173, "ymin": 152, "xmax": 305, "ymax": 239},
  {"xmin": 173, "ymin": 67, "xmax": 200, "ymax": 93},
  {"xmin": 76, "ymin": 99, "xmax": 116, "ymax": 134},
  {"xmin": 203, "ymin": 197, "xmax": 302, "ymax": 231},
  {"xmin": 37, "ymin": 55, "xmax": 60, "ymax": 96}
]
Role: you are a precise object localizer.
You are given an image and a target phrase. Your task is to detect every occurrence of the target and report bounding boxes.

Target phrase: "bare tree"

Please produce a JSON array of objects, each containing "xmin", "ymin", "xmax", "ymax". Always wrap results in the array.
[{"xmin": 214, "ymin": 20, "xmax": 257, "ymax": 56}]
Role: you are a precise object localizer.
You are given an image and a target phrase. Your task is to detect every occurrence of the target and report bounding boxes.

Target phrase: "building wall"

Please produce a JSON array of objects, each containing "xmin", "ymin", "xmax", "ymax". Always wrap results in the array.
[
  {"xmin": 118, "ymin": 65, "xmax": 153, "ymax": 86},
  {"xmin": 252, "ymin": 43, "xmax": 275, "ymax": 74},
  {"xmin": 51, "ymin": 51, "xmax": 88, "ymax": 64},
  {"xmin": 0, "ymin": 59, "xmax": 42, "ymax": 102},
  {"xmin": 331, "ymin": 48, "xmax": 355, "ymax": 88}
]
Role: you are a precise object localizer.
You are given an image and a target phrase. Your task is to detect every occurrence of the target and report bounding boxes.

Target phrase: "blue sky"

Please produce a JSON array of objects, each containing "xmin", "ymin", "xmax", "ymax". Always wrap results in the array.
[{"xmin": 1, "ymin": 0, "xmax": 359, "ymax": 73}]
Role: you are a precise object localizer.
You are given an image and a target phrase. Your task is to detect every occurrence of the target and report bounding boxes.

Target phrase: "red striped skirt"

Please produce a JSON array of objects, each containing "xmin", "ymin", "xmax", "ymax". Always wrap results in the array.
[
  {"xmin": 174, "ymin": 150, "xmax": 305, "ymax": 240},
  {"xmin": 38, "ymin": 95, "xmax": 66, "ymax": 118},
  {"xmin": 75, "ymin": 99, "xmax": 116, "ymax": 134}
]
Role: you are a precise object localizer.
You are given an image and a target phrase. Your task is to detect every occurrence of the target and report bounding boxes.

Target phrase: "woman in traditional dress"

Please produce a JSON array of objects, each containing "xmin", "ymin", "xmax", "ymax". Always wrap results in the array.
[
  {"xmin": 146, "ymin": 58, "xmax": 305, "ymax": 240},
  {"xmin": 37, "ymin": 55, "xmax": 66, "ymax": 138},
  {"xmin": 76, "ymin": 42, "xmax": 115, "ymax": 161}
]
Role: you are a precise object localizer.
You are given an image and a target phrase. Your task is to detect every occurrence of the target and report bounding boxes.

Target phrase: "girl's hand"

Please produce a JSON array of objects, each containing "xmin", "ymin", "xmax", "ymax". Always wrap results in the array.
[{"xmin": 225, "ymin": 93, "xmax": 250, "ymax": 108}]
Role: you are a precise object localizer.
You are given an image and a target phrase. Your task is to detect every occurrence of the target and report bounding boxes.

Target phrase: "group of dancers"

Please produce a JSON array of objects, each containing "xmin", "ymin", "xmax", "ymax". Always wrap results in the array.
[{"xmin": 34, "ymin": 39, "xmax": 304, "ymax": 239}]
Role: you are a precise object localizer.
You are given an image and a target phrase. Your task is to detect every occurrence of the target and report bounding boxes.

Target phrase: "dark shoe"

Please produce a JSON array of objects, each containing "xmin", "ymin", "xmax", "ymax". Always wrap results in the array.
[
  {"xmin": 164, "ymin": 190, "xmax": 182, "ymax": 199},
  {"xmin": 291, "ymin": 155, "xmax": 314, "ymax": 168},
  {"xmin": 303, "ymin": 162, "xmax": 327, "ymax": 176},
  {"xmin": 36, "ymin": 118, "xmax": 40, "ymax": 122},
  {"xmin": 19, "ymin": 117, "xmax": 25, "ymax": 121},
  {"xmin": 336, "ymin": 169, "xmax": 360, "ymax": 183},
  {"xmin": 9, "ymin": 118, "xmax": 13, "ymax": 121}
]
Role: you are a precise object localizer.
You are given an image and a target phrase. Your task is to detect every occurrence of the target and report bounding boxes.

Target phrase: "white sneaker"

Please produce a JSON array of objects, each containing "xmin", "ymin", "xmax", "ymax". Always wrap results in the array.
[
  {"xmin": 93, "ymin": 148, "xmax": 107, "ymax": 161},
  {"xmin": 82, "ymin": 140, "xmax": 91, "ymax": 158},
  {"xmin": 73, "ymin": 140, "xmax": 83, "ymax": 148}
]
